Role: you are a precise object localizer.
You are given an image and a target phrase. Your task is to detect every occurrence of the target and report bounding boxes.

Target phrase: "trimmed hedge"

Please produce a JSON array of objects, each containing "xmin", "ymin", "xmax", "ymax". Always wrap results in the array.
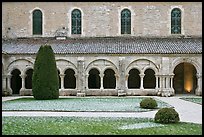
[
  {"xmin": 154, "ymin": 107, "xmax": 180, "ymax": 124},
  {"xmin": 32, "ymin": 45, "xmax": 59, "ymax": 100},
  {"xmin": 140, "ymin": 97, "xmax": 158, "ymax": 109}
]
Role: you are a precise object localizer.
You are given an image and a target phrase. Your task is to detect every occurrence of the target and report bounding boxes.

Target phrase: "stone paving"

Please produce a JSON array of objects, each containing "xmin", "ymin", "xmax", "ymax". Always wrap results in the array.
[{"xmin": 2, "ymin": 95, "xmax": 202, "ymax": 124}]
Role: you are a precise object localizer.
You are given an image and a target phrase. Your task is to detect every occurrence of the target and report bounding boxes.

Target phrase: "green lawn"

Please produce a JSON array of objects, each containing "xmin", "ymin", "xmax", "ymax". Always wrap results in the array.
[
  {"xmin": 179, "ymin": 97, "xmax": 202, "ymax": 105},
  {"xmin": 2, "ymin": 97, "xmax": 172, "ymax": 112},
  {"xmin": 2, "ymin": 117, "xmax": 202, "ymax": 135}
]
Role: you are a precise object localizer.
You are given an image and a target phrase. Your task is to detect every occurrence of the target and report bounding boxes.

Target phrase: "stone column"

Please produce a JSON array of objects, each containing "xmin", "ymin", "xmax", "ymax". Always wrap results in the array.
[
  {"xmin": 20, "ymin": 74, "xmax": 26, "ymax": 90},
  {"xmin": 166, "ymin": 76, "xmax": 170, "ymax": 89},
  {"xmin": 100, "ymin": 73, "xmax": 104, "ymax": 90},
  {"xmin": 19, "ymin": 74, "xmax": 26, "ymax": 95},
  {"xmin": 7, "ymin": 74, "xmax": 12, "ymax": 95},
  {"xmin": 196, "ymin": 73, "xmax": 202, "ymax": 96},
  {"xmin": 77, "ymin": 59, "xmax": 85, "ymax": 96},
  {"xmin": 114, "ymin": 74, "xmax": 119, "ymax": 89},
  {"xmin": 155, "ymin": 75, "xmax": 158, "ymax": 89},
  {"xmin": 2, "ymin": 74, "xmax": 7, "ymax": 93},
  {"xmin": 125, "ymin": 74, "xmax": 129, "ymax": 89},
  {"xmin": 163, "ymin": 76, "xmax": 166, "ymax": 89},
  {"xmin": 74, "ymin": 74, "xmax": 78, "ymax": 89},
  {"xmin": 118, "ymin": 57, "xmax": 126, "ymax": 96},
  {"xmin": 139, "ymin": 74, "xmax": 145, "ymax": 89},
  {"xmin": 85, "ymin": 74, "xmax": 89, "ymax": 90},
  {"xmin": 170, "ymin": 74, "xmax": 175, "ymax": 95},
  {"xmin": 59, "ymin": 74, "xmax": 65, "ymax": 90}
]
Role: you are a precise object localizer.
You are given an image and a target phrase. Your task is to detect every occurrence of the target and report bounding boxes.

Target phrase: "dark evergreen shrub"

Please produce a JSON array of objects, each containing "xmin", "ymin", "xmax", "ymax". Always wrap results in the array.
[
  {"xmin": 154, "ymin": 107, "xmax": 180, "ymax": 124},
  {"xmin": 32, "ymin": 45, "xmax": 59, "ymax": 100},
  {"xmin": 140, "ymin": 97, "xmax": 158, "ymax": 109}
]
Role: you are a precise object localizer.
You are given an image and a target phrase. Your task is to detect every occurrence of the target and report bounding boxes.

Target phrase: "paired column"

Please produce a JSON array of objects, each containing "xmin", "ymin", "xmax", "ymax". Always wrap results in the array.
[
  {"xmin": 100, "ymin": 73, "xmax": 104, "ymax": 90},
  {"xmin": 20, "ymin": 74, "xmax": 26, "ymax": 90},
  {"xmin": 139, "ymin": 74, "xmax": 145, "ymax": 89},
  {"xmin": 6, "ymin": 74, "xmax": 12, "ymax": 95},
  {"xmin": 59, "ymin": 74, "xmax": 65, "ymax": 90}
]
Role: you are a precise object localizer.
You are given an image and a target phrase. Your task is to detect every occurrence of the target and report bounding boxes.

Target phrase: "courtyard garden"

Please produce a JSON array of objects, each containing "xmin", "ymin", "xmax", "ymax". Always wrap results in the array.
[
  {"xmin": 2, "ymin": 116, "xmax": 202, "ymax": 135},
  {"xmin": 2, "ymin": 96, "xmax": 202, "ymax": 135},
  {"xmin": 2, "ymin": 97, "xmax": 171, "ymax": 112}
]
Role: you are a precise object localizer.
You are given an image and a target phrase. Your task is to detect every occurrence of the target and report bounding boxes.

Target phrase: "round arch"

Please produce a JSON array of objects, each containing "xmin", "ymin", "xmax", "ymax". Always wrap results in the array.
[
  {"xmin": 173, "ymin": 62, "xmax": 197, "ymax": 94},
  {"xmin": 143, "ymin": 69, "xmax": 156, "ymax": 89},
  {"xmin": 126, "ymin": 58, "xmax": 159, "ymax": 75},
  {"xmin": 11, "ymin": 69, "xmax": 22, "ymax": 95},
  {"xmin": 64, "ymin": 68, "xmax": 76, "ymax": 89},
  {"xmin": 128, "ymin": 68, "xmax": 140, "ymax": 89},
  {"xmin": 103, "ymin": 69, "xmax": 116, "ymax": 89},
  {"xmin": 88, "ymin": 68, "xmax": 100, "ymax": 89},
  {"xmin": 171, "ymin": 58, "xmax": 201, "ymax": 74},
  {"xmin": 86, "ymin": 59, "xmax": 118, "ymax": 75}
]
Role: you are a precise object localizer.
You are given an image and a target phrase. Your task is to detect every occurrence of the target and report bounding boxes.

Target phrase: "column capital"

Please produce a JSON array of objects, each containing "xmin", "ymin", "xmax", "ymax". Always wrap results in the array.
[
  {"xmin": 59, "ymin": 74, "xmax": 65, "ymax": 77},
  {"xmin": 139, "ymin": 74, "xmax": 145, "ymax": 78},
  {"xmin": 100, "ymin": 74, "xmax": 104, "ymax": 78},
  {"xmin": 7, "ymin": 74, "xmax": 12, "ymax": 78},
  {"xmin": 20, "ymin": 74, "xmax": 26, "ymax": 78}
]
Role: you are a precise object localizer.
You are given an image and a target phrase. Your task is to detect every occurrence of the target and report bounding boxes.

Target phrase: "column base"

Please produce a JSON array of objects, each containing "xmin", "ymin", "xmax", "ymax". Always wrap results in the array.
[
  {"xmin": 118, "ymin": 90, "xmax": 126, "ymax": 96},
  {"xmin": 77, "ymin": 92, "xmax": 86, "ymax": 97},
  {"xmin": 195, "ymin": 89, "xmax": 202, "ymax": 96}
]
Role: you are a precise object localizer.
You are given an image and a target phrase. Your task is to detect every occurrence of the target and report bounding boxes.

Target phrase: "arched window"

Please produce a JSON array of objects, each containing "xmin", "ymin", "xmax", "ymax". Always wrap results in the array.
[
  {"xmin": 103, "ymin": 69, "xmax": 116, "ymax": 89},
  {"xmin": 144, "ymin": 69, "xmax": 156, "ymax": 89},
  {"xmin": 128, "ymin": 69, "xmax": 140, "ymax": 89},
  {"xmin": 121, "ymin": 9, "xmax": 131, "ymax": 34},
  {"xmin": 33, "ymin": 9, "xmax": 42, "ymax": 35},
  {"xmin": 171, "ymin": 8, "xmax": 181, "ymax": 34},
  {"xmin": 88, "ymin": 69, "xmax": 100, "ymax": 89},
  {"xmin": 71, "ymin": 9, "xmax": 82, "ymax": 34},
  {"xmin": 11, "ymin": 69, "xmax": 22, "ymax": 94},
  {"xmin": 25, "ymin": 69, "xmax": 33, "ymax": 89},
  {"xmin": 64, "ymin": 69, "xmax": 76, "ymax": 89}
]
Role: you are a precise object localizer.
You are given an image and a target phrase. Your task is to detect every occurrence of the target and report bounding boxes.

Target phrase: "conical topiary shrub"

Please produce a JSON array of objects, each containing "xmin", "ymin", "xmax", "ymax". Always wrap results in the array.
[{"xmin": 32, "ymin": 45, "xmax": 59, "ymax": 100}]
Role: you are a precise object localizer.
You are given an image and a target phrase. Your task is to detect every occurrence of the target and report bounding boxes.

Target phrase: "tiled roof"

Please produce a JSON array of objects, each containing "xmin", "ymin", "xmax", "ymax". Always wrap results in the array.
[{"xmin": 2, "ymin": 37, "xmax": 202, "ymax": 54}]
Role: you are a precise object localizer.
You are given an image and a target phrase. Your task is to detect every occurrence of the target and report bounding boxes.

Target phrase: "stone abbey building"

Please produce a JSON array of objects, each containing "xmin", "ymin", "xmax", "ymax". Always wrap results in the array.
[{"xmin": 2, "ymin": 2, "xmax": 202, "ymax": 97}]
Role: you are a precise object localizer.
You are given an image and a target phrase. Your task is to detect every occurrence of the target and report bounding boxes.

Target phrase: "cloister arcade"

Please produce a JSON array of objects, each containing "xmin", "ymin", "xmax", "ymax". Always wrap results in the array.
[{"xmin": 2, "ymin": 57, "xmax": 202, "ymax": 96}]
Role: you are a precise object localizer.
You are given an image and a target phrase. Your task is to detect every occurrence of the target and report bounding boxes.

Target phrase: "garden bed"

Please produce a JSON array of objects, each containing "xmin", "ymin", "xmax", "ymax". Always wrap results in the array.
[
  {"xmin": 2, "ymin": 117, "xmax": 202, "ymax": 135},
  {"xmin": 2, "ymin": 97, "xmax": 172, "ymax": 112}
]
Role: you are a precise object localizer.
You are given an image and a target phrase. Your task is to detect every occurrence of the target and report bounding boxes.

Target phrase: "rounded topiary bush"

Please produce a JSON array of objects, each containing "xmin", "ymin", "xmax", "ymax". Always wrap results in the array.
[
  {"xmin": 140, "ymin": 97, "xmax": 158, "ymax": 109},
  {"xmin": 154, "ymin": 107, "xmax": 180, "ymax": 124},
  {"xmin": 32, "ymin": 45, "xmax": 59, "ymax": 100}
]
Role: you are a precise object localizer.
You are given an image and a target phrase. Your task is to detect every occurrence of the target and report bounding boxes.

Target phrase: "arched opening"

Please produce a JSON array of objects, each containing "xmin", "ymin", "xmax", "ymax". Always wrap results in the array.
[
  {"xmin": 103, "ymin": 69, "xmax": 116, "ymax": 89},
  {"xmin": 88, "ymin": 69, "xmax": 100, "ymax": 89},
  {"xmin": 25, "ymin": 69, "xmax": 33, "ymax": 89},
  {"xmin": 144, "ymin": 69, "xmax": 156, "ymax": 89},
  {"xmin": 173, "ymin": 62, "xmax": 197, "ymax": 94},
  {"xmin": 11, "ymin": 69, "xmax": 22, "ymax": 94},
  {"xmin": 32, "ymin": 9, "xmax": 43, "ymax": 35},
  {"xmin": 71, "ymin": 9, "xmax": 82, "ymax": 34},
  {"xmin": 58, "ymin": 70, "xmax": 61, "ymax": 89},
  {"xmin": 64, "ymin": 69, "xmax": 76, "ymax": 89},
  {"xmin": 121, "ymin": 8, "xmax": 131, "ymax": 34},
  {"xmin": 128, "ymin": 69, "xmax": 140, "ymax": 89}
]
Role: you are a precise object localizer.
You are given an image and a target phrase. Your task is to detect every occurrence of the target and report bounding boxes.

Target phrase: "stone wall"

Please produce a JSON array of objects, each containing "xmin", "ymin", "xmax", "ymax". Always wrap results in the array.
[{"xmin": 2, "ymin": 2, "xmax": 202, "ymax": 38}]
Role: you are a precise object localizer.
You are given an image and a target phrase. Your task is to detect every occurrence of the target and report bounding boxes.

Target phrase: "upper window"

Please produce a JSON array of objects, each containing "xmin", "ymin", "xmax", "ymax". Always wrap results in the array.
[
  {"xmin": 121, "ymin": 9, "xmax": 131, "ymax": 34},
  {"xmin": 171, "ymin": 8, "xmax": 181, "ymax": 34},
  {"xmin": 71, "ymin": 9, "xmax": 82, "ymax": 34},
  {"xmin": 32, "ymin": 9, "xmax": 42, "ymax": 35}
]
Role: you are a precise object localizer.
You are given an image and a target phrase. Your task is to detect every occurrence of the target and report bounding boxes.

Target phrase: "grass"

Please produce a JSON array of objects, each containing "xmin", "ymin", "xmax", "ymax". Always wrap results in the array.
[
  {"xmin": 179, "ymin": 97, "xmax": 202, "ymax": 105},
  {"xmin": 2, "ymin": 117, "xmax": 202, "ymax": 135},
  {"xmin": 2, "ymin": 97, "xmax": 172, "ymax": 112}
]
